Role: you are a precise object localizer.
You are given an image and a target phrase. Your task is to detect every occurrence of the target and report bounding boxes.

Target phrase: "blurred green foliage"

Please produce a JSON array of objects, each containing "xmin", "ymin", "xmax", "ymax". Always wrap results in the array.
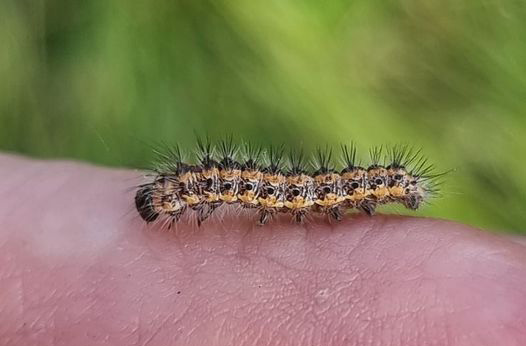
[{"xmin": 1, "ymin": 0, "xmax": 525, "ymax": 232}]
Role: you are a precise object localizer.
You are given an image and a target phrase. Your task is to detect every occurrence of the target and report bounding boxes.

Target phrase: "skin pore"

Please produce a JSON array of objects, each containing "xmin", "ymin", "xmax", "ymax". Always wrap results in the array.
[{"xmin": 1, "ymin": 153, "xmax": 525, "ymax": 346}]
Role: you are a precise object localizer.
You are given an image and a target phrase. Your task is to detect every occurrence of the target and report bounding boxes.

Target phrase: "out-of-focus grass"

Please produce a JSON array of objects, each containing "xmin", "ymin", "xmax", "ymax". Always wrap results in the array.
[{"xmin": 1, "ymin": 0, "xmax": 525, "ymax": 232}]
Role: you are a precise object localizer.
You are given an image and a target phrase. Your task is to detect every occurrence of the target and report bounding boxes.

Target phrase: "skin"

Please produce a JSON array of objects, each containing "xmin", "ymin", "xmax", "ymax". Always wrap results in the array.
[{"xmin": 0, "ymin": 153, "xmax": 526, "ymax": 346}]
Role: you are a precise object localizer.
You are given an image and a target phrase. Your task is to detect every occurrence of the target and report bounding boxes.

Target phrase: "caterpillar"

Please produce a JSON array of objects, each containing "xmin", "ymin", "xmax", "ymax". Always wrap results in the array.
[{"xmin": 135, "ymin": 138, "xmax": 445, "ymax": 227}]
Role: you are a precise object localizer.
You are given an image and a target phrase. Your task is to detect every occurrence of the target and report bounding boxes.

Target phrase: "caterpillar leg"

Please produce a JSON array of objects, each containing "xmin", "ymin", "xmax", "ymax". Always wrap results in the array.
[
  {"xmin": 292, "ymin": 210, "xmax": 308, "ymax": 224},
  {"xmin": 312, "ymin": 204, "xmax": 343, "ymax": 222},
  {"xmin": 196, "ymin": 202, "xmax": 222, "ymax": 226},
  {"xmin": 169, "ymin": 205, "xmax": 187, "ymax": 222},
  {"xmin": 258, "ymin": 209, "xmax": 275, "ymax": 226},
  {"xmin": 403, "ymin": 194, "xmax": 423, "ymax": 210},
  {"xmin": 358, "ymin": 200, "xmax": 377, "ymax": 216},
  {"xmin": 328, "ymin": 206, "xmax": 343, "ymax": 221}
]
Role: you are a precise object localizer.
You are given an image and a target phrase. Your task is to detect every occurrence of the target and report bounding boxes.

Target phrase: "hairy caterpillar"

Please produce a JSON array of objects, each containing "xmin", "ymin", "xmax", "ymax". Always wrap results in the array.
[{"xmin": 135, "ymin": 138, "xmax": 445, "ymax": 227}]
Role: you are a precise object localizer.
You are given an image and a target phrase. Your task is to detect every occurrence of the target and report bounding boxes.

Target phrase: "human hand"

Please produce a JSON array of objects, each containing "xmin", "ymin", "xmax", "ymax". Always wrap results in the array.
[{"xmin": 1, "ymin": 153, "xmax": 525, "ymax": 345}]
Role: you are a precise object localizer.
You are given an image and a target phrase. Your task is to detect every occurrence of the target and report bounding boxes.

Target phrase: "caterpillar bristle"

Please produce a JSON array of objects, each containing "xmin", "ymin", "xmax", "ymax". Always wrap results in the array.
[
  {"xmin": 153, "ymin": 143, "xmax": 186, "ymax": 174},
  {"xmin": 218, "ymin": 134, "xmax": 240, "ymax": 169},
  {"xmin": 195, "ymin": 135, "xmax": 216, "ymax": 168},
  {"xmin": 135, "ymin": 139, "xmax": 447, "ymax": 227},
  {"xmin": 313, "ymin": 145, "xmax": 333, "ymax": 174},
  {"xmin": 288, "ymin": 149, "xmax": 307, "ymax": 175},
  {"xmin": 241, "ymin": 141, "xmax": 263, "ymax": 170},
  {"xmin": 369, "ymin": 145, "xmax": 384, "ymax": 167},
  {"xmin": 264, "ymin": 144, "xmax": 285, "ymax": 173},
  {"xmin": 387, "ymin": 143, "xmax": 411, "ymax": 169},
  {"xmin": 341, "ymin": 142, "xmax": 358, "ymax": 169}
]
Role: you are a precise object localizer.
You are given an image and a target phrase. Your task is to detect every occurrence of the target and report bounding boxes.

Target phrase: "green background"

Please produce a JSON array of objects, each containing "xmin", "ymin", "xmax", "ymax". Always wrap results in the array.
[{"xmin": 1, "ymin": 1, "xmax": 525, "ymax": 232}]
